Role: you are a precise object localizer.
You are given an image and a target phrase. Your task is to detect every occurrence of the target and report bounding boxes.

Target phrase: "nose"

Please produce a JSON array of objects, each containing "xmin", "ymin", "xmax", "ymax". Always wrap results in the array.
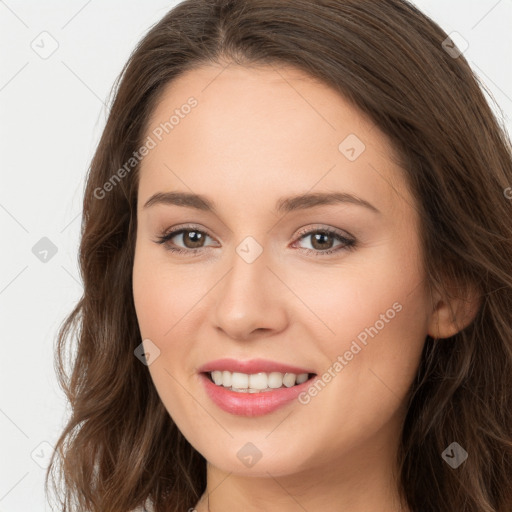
[{"xmin": 212, "ymin": 239, "xmax": 289, "ymax": 342}]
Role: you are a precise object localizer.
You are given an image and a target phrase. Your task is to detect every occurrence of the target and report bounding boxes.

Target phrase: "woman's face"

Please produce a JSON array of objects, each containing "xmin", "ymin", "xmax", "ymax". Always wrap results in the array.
[{"xmin": 132, "ymin": 63, "xmax": 432, "ymax": 478}]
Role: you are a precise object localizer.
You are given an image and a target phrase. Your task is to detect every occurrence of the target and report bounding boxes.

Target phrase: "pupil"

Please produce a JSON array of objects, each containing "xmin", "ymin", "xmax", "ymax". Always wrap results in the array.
[
  {"xmin": 186, "ymin": 230, "xmax": 203, "ymax": 248},
  {"xmin": 312, "ymin": 232, "xmax": 332, "ymax": 250}
]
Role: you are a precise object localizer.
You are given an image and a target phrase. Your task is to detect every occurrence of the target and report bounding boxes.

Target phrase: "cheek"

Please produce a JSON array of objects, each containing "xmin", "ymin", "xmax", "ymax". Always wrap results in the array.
[
  {"xmin": 287, "ymin": 256, "xmax": 429, "ymax": 462},
  {"xmin": 300, "ymin": 237, "xmax": 429, "ymax": 389},
  {"xmin": 297, "ymin": 245, "xmax": 424, "ymax": 344},
  {"xmin": 132, "ymin": 244, "xmax": 215, "ymax": 398},
  {"xmin": 132, "ymin": 243, "xmax": 204, "ymax": 339},
  {"xmin": 132, "ymin": 247, "xmax": 203, "ymax": 420}
]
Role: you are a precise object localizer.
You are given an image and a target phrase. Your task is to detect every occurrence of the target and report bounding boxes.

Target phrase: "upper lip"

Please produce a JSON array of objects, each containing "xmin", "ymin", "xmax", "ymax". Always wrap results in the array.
[{"xmin": 198, "ymin": 358, "xmax": 316, "ymax": 375}]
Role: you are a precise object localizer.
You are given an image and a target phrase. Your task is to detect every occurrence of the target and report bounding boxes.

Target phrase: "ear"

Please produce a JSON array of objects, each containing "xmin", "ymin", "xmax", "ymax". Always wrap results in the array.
[{"xmin": 427, "ymin": 281, "xmax": 481, "ymax": 339}]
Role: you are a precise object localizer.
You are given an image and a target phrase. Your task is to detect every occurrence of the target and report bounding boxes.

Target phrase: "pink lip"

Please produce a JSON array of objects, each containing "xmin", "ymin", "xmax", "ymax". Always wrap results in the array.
[
  {"xmin": 197, "ymin": 358, "xmax": 317, "ymax": 417},
  {"xmin": 197, "ymin": 358, "xmax": 315, "ymax": 375},
  {"xmin": 199, "ymin": 372, "xmax": 318, "ymax": 417}
]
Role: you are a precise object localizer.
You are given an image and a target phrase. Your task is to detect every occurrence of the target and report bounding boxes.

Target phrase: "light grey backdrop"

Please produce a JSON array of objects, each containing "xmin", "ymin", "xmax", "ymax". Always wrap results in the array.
[{"xmin": 1, "ymin": 1, "xmax": 511, "ymax": 510}]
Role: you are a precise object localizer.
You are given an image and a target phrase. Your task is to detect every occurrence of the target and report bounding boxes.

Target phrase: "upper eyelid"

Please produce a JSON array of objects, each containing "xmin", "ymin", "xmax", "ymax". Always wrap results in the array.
[{"xmin": 295, "ymin": 224, "xmax": 353, "ymax": 239}]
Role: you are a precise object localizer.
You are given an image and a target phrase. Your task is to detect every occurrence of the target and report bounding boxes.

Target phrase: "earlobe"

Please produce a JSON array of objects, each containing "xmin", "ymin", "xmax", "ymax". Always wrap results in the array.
[{"xmin": 427, "ymin": 282, "xmax": 481, "ymax": 339}]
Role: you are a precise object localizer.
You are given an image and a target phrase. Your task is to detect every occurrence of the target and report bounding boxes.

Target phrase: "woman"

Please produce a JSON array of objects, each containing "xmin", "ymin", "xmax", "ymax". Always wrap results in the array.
[{"xmin": 46, "ymin": 1, "xmax": 512, "ymax": 511}]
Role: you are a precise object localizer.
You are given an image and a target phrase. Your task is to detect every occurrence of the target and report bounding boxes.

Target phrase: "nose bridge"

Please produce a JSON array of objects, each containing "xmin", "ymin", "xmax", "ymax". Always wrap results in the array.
[
  {"xmin": 221, "ymin": 234, "xmax": 271, "ymax": 312},
  {"xmin": 212, "ymin": 234, "xmax": 286, "ymax": 339}
]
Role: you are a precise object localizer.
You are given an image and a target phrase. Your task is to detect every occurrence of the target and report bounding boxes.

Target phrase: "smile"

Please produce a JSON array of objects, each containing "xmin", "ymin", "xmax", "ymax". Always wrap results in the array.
[
  {"xmin": 207, "ymin": 370, "xmax": 313, "ymax": 392},
  {"xmin": 199, "ymin": 372, "xmax": 318, "ymax": 416}
]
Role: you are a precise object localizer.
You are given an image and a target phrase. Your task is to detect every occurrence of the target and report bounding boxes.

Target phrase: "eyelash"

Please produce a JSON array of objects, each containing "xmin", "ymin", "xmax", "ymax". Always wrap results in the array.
[{"xmin": 154, "ymin": 224, "xmax": 357, "ymax": 257}]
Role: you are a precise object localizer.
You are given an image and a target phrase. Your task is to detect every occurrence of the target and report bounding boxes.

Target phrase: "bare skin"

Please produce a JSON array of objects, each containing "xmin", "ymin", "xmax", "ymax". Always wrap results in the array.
[{"xmin": 132, "ymin": 63, "xmax": 479, "ymax": 512}]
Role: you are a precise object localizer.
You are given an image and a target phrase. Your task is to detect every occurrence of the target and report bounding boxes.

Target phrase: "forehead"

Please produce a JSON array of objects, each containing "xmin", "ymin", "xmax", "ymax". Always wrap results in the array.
[{"xmin": 138, "ymin": 63, "xmax": 411, "ymax": 217}]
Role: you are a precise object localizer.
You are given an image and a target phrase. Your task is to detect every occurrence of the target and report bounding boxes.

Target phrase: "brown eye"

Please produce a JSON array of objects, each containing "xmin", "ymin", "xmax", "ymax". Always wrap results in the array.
[
  {"xmin": 309, "ymin": 231, "xmax": 336, "ymax": 250},
  {"xmin": 177, "ymin": 229, "xmax": 207, "ymax": 249},
  {"xmin": 155, "ymin": 226, "xmax": 215, "ymax": 255},
  {"xmin": 293, "ymin": 227, "xmax": 356, "ymax": 257}
]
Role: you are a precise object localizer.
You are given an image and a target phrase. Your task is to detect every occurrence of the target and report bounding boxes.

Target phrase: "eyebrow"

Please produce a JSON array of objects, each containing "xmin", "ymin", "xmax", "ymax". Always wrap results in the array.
[{"xmin": 143, "ymin": 190, "xmax": 380, "ymax": 215}]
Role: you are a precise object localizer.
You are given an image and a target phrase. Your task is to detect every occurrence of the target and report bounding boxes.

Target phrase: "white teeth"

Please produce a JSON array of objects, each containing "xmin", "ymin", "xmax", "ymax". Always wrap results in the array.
[
  {"xmin": 211, "ymin": 371, "xmax": 223, "ymax": 385},
  {"xmin": 268, "ymin": 372, "xmax": 283, "ymax": 388},
  {"xmin": 231, "ymin": 372, "xmax": 249, "ymax": 389},
  {"xmin": 282, "ymin": 373, "xmax": 296, "ymax": 387},
  {"xmin": 248, "ymin": 372, "xmax": 268, "ymax": 390},
  {"xmin": 209, "ymin": 370, "xmax": 310, "ymax": 392},
  {"xmin": 222, "ymin": 370, "xmax": 232, "ymax": 387},
  {"xmin": 296, "ymin": 373, "xmax": 308, "ymax": 384}
]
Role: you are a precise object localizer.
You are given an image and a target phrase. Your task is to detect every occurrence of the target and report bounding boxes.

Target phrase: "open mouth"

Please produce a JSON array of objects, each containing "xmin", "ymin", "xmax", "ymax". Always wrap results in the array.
[{"xmin": 203, "ymin": 370, "xmax": 317, "ymax": 393}]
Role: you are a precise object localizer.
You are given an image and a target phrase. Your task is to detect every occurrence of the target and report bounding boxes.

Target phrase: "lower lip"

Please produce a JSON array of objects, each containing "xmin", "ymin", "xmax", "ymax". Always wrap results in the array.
[{"xmin": 199, "ymin": 373, "xmax": 317, "ymax": 417}]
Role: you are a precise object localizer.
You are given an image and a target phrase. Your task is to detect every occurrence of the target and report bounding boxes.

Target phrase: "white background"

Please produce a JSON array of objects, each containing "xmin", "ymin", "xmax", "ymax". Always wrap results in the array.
[{"xmin": 1, "ymin": 1, "xmax": 511, "ymax": 510}]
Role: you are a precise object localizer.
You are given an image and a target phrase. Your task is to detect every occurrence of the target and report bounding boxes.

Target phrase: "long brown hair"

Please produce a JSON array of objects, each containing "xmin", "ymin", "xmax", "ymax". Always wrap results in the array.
[{"xmin": 46, "ymin": 1, "xmax": 512, "ymax": 511}]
